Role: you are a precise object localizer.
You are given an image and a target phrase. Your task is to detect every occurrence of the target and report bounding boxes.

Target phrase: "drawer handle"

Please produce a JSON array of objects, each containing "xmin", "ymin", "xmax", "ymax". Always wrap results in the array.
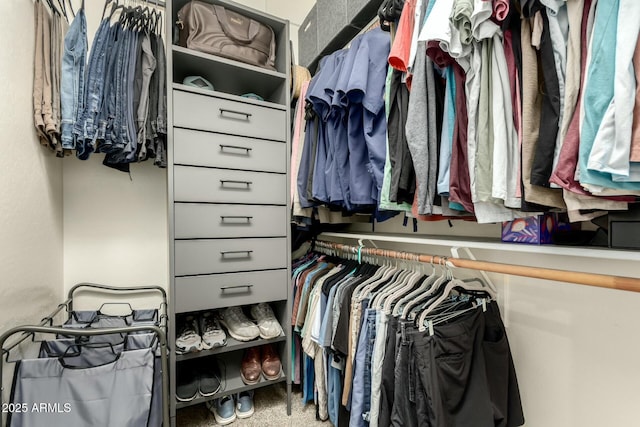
[
  {"xmin": 220, "ymin": 180, "xmax": 252, "ymax": 188},
  {"xmin": 220, "ymin": 216, "xmax": 253, "ymax": 222},
  {"xmin": 220, "ymin": 250, "xmax": 254, "ymax": 257},
  {"xmin": 219, "ymin": 108, "xmax": 252, "ymax": 120},
  {"xmin": 220, "ymin": 285, "xmax": 254, "ymax": 291},
  {"xmin": 219, "ymin": 144, "xmax": 252, "ymax": 154}
]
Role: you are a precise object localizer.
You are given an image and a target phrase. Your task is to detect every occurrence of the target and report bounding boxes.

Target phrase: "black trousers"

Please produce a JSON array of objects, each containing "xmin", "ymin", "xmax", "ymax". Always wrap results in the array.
[{"xmin": 391, "ymin": 303, "xmax": 524, "ymax": 427}]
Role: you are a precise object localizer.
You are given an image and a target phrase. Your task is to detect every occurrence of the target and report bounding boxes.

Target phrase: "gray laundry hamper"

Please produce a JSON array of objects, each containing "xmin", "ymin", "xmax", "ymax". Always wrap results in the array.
[{"xmin": 0, "ymin": 283, "xmax": 169, "ymax": 427}]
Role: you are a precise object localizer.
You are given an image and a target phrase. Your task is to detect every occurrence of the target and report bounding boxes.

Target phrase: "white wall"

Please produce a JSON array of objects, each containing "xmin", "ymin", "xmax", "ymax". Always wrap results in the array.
[
  {"xmin": 0, "ymin": 0, "xmax": 64, "ymax": 402},
  {"xmin": 335, "ymin": 218, "xmax": 640, "ymax": 427},
  {"xmin": 235, "ymin": 0, "xmax": 316, "ymax": 61},
  {"xmin": 62, "ymin": 3, "xmax": 169, "ymax": 297},
  {"xmin": 0, "ymin": 0, "xmax": 64, "ymax": 335}
]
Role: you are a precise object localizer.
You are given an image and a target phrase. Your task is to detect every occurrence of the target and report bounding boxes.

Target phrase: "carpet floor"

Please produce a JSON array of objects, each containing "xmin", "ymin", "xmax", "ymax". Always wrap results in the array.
[{"xmin": 176, "ymin": 383, "xmax": 327, "ymax": 426}]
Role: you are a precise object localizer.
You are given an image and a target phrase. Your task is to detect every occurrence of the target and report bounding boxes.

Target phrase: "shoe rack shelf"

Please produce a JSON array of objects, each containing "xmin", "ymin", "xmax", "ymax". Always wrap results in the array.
[
  {"xmin": 175, "ymin": 332, "xmax": 286, "ymax": 362},
  {"xmin": 175, "ymin": 351, "xmax": 287, "ymax": 410}
]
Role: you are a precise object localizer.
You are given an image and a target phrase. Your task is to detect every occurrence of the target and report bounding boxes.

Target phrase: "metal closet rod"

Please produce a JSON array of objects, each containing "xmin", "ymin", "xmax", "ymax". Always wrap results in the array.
[{"xmin": 313, "ymin": 240, "xmax": 640, "ymax": 294}]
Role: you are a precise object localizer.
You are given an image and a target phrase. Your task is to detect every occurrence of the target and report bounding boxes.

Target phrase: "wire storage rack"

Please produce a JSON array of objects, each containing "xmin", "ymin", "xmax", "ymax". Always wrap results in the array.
[{"xmin": 0, "ymin": 283, "xmax": 170, "ymax": 426}]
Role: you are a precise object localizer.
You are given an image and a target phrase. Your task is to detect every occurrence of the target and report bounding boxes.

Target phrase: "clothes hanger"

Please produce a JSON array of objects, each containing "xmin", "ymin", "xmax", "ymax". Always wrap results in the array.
[
  {"xmin": 372, "ymin": 253, "xmax": 422, "ymax": 309},
  {"xmin": 402, "ymin": 258, "xmax": 451, "ymax": 320},
  {"xmin": 450, "ymin": 246, "xmax": 499, "ymax": 295},
  {"xmin": 382, "ymin": 255, "xmax": 428, "ymax": 313},
  {"xmin": 395, "ymin": 257, "xmax": 438, "ymax": 317},
  {"xmin": 362, "ymin": 250, "xmax": 406, "ymax": 298},
  {"xmin": 370, "ymin": 268, "xmax": 413, "ymax": 309},
  {"xmin": 102, "ymin": 0, "xmax": 118, "ymax": 20},
  {"xmin": 55, "ymin": 0, "xmax": 68, "ymax": 21},
  {"xmin": 421, "ymin": 299, "xmax": 479, "ymax": 334},
  {"xmin": 383, "ymin": 254, "xmax": 425, "ymax": 306},
  {"xmin": 155, "ymin": 0, "xmax": 164, "ymax": 36},
  {"xmin": 382, "ymin": 270, "xmax": 424, "ymax": 313},
  {"xmin": 136, "ymin": 0, "xmax": 154, "ymax": 34},
  {"xmin": 350, "ymin": 247, "xmax": 393, "ymax": 299},
  {"xmin": 417, "ymin": 261, "xmax": 496, "ymax": 331},
  {"xmin": 43, "ymin": 0, "xmax": 61, "ymax": 17},
  {"xmin": 66, "ymin": 0, "xmax": 77, "ymax": 19},
  {"xmin": 351, "ymin": 263, "xmax": 391, "ymax": 303},
  {"xmin": 365, "ymin": 268, "xmax": 403, "ymax": 300}
]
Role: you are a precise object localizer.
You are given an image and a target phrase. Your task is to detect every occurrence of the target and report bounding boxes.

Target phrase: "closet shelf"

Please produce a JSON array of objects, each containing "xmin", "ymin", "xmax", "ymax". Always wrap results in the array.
[
  {"xmin": 172, "ymin": 46, "xmax": 288, "ymax": 106},
  {"xmin": 175, "ymin": 351, "xmax": 286, "ymax": 409},
  {"xmin": 320, "ymin": 232, "xmax": 640, "ymax": 262},
  {"xmin": 176, "ymin": 332, "xmax": 286, "ymax": 361},
  {"xmin": 172, "ymin": 83, "xmax": 287, "ymax": 111},
  {"xmin": 172, "ymin": 45, "xmax": 286, "ymax": 79}
]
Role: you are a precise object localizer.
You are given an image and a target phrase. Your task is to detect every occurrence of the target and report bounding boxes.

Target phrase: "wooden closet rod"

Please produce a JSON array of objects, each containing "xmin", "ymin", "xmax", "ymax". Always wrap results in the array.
[{"xmin": 313, "ymin": 240, "xmax": 640, "ymax": 293}]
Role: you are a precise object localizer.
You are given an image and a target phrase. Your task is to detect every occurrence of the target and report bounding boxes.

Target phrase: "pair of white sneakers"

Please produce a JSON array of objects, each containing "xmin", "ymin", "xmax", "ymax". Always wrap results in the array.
[{"xmin": 219, "ymin": 303, "xmax": 283, "ymax": 342}]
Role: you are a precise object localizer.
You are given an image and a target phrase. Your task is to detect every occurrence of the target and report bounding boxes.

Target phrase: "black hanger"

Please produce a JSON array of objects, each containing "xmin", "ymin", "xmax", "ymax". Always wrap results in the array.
[
  {"xmin": 66, "ymin": 0, "xmax": 76, "ymax": 19},
  {"xmin": 43, "ymin": 0, "xmax": 60, "ymax": 16},
  {"xmin": 55, "ymin": 0, "xmax": 68, "ymax": 21}
]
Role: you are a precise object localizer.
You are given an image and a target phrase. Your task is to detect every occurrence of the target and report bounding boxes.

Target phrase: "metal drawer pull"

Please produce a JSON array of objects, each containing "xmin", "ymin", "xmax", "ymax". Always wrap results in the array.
[
  {"xmin": 219, "ymin": 144, "xmax": 252, "ymax": 154},
  {"xmin": 219, "ymin": 108, "xmax": 252, "ymax": 120},
  {"xmin": 220, "ymin": 216, "xmax": 253, "ymax": 222},
  {"xmin": 220, "ymin": 250, "xmax": 253, "ymax": 257},
  {"xmin": 220, "ymin": 180, "xmax": 252, "ymax": 187},
  {"xmin": 220, "ymin": 285, "xmax": 254, "ymax": 291}
]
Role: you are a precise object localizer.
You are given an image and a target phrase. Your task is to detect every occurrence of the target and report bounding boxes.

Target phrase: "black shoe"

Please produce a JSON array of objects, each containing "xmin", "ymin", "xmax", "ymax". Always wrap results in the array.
[
  {"xmin": 176, "ymin": 362, "xmax": 199, "ymax": 402},
  {"xmin": 198, "ymin": 358, "xmax": 223, "ymax": 397}
]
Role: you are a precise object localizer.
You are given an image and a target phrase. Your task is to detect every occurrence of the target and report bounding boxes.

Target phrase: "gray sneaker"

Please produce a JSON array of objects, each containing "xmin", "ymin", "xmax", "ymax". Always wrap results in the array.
[
  {"xmin": 175, "ymin": 315, "xmax": 203, "ymax": 354},
  {"xmin": 250, "ymin": 303, "xmax": 283, "ymax": 339},
  {"xmin": 199, "ymin": 312, "xmax": 227, "ymax": 349},
  {"xmin": 219, "ymin": 307, "xmax": 260, "ymax": 342}
]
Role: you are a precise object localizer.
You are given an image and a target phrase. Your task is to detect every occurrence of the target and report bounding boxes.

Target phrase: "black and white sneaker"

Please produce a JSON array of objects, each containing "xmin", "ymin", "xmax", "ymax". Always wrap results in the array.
[
  {"xmin": 199, "ymin": 312, "xmax": 227, "ymax": 350},
  {"xmin": 176, "ymin": 315, "xmax": 203, "ymax": 355}
]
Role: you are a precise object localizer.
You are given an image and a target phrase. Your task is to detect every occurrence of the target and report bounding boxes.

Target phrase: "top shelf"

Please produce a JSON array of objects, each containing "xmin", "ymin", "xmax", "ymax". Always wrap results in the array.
[
  {"xmin": 319, "ymin": 232, "xmax": 640, "ymax": 262},
  {"xmin": 173, "ymin": 45, "xmax": 286, "ymax": 80},
  {"xmin": 170, "ymin": 0, "xmax": 291, "ymax": 78}
]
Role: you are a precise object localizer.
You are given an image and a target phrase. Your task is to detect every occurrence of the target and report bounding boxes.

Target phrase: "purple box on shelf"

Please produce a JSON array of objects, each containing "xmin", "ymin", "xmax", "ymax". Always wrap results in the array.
[{"xmin": 501, "ymin": 214, "xmax": 568, "ymax": 245}]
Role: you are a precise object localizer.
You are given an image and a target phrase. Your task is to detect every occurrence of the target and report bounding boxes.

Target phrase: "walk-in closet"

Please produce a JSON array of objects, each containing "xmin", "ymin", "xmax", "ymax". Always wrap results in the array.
[{"xmin": 1, "ymin": 0, "xmax": 640, "ymax": 426}]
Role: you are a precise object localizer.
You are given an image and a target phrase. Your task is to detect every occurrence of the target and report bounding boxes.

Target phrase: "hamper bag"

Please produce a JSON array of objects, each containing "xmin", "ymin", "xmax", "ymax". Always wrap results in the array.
[{"xmin": 177, "ymin": 0, "xmax": 277, "ymax": 70}]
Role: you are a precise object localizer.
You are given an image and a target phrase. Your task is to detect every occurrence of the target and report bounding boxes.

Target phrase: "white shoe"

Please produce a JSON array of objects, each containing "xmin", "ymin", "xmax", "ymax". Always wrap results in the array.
[
  {"xmin": 175, "ymin": 315, "xmax": 203, "ymax": 354},
  {"xmin": 250, "ymin": 303, "xmax": 283, "ymax": 339},
  {"xmin": 219, "ymin": 306, "xmax": 260, "ymax": 342},
  {"xmin": 199, "ymin": 312, "xmax": 227, "ymax": 349}
]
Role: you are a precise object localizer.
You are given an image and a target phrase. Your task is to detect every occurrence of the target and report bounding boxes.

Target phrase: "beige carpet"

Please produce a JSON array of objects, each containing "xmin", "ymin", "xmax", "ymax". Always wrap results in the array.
[{"xmin": 176, "ymin": 383, "xmax": 327, "ymax": 426}]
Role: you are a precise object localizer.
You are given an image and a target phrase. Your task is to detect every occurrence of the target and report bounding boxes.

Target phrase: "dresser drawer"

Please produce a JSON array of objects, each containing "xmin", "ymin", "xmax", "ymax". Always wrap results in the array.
[
  {"xmin": 173, "ymin": 128, "xmax": 286, "ymax": 173},
  {"xmin": 174, "ymin": 270, "xmax": 288, "ymax": 313},
  {"xmin": 174, "ymin": 166, "xmax": 286, "ymax": 205},
  {"xmin": 175, "ymin": 204, "xmax": 287, "ymax": 239},
  {"xmin": 175, "ymin": 238, "xmax": 287, "ymax": 276},
  {"xmin": 173, "ymin": 90, "xmax": 286, "ymax": 141}
]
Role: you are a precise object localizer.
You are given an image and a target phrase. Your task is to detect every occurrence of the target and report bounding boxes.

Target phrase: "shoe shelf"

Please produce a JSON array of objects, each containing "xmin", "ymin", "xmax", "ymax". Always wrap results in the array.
[
  {"xmin": 175, "ymin": 351, "xmax": 286, "ymax": 410},
  {"xmin": 176, "ymin": 332, "xmax": 286, "ymax": 362}
]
